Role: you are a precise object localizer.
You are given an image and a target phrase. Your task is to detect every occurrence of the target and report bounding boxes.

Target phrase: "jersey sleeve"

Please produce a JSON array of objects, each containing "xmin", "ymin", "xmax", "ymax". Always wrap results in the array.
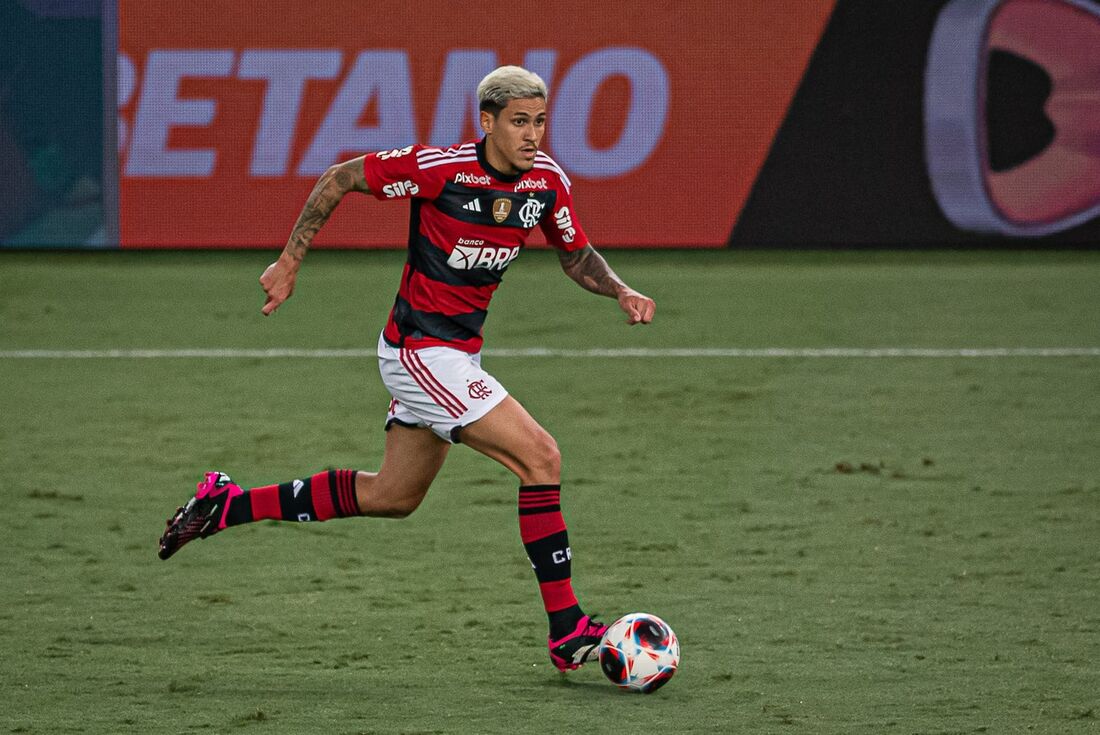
[
  {"xmin": 361, "ymin": 144, "xmax": 445, "ymax": 201},
  {"xmin": 540, "ymin": 181, "xmax": 589, "ymax": 252}
]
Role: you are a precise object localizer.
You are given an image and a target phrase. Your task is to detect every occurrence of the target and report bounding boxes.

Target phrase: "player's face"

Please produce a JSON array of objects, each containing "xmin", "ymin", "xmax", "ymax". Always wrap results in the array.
[{"xmin": 480, "ymin": 97, "xmax": 547, "ymax": 175}]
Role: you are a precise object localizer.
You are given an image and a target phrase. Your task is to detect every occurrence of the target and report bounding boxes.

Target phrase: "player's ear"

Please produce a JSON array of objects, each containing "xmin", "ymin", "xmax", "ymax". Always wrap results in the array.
[{"xmin": 479, "ymin": 109, "xmax": 494, "ymax": 136}]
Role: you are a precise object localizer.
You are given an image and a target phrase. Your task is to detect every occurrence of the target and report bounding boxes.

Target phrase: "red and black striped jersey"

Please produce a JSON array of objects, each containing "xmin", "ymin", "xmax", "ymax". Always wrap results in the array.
[{"xmin": 361, "ymin": 138, "xmax": 588, "ymax": 353}]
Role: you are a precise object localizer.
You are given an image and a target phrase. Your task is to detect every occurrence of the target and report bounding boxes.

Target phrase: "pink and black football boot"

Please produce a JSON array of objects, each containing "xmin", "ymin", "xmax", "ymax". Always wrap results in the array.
[
  {"xmin": 158, "ymin": 472, "xmax": 242, "ymax": 560},
  {"xmin": 548, "ymin": 614, "xmax": 608, "ymax": 672}
]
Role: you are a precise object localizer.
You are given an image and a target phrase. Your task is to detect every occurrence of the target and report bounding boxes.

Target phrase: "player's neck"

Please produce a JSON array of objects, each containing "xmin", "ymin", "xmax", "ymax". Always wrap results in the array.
[{"xmin": 478, "ymin": 138, "xmax": 522, "ymax": 181}]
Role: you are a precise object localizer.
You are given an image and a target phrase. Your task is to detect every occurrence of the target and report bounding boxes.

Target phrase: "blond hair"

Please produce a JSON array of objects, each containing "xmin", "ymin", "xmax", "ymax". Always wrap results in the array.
[{"xmin": 477, "ymin": 66, "xmax": 547, "ymax": 116}]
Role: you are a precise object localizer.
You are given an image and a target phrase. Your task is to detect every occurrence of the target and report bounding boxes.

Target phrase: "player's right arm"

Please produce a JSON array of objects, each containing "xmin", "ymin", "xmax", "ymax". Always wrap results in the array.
[{"xmin": 260, "ymin": 156, "xmax": 371, "ymax": 316}]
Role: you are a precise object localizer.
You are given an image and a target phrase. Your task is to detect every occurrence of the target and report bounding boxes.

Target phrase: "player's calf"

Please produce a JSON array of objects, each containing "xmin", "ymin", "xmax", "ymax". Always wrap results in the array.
[{"xmin": 157, "ymin": 469, "xmax": 362, "ymax": 559}]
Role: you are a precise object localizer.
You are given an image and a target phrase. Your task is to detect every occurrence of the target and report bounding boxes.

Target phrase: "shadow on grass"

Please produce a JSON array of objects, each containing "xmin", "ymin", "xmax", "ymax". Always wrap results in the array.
[{"xmin": 543, "ymin": 673, "xmax": 676, "ymax": 700}]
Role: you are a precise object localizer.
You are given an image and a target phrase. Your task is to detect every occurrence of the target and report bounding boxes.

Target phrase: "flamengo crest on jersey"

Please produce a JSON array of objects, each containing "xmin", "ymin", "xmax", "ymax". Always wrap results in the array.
[
  {"xmin": 362, "ymin": 138, "xmax": 587, "ymax": 354},
  {"xmin": 517, "ymin": 198, "xmax": 546, "ymax": 228}
]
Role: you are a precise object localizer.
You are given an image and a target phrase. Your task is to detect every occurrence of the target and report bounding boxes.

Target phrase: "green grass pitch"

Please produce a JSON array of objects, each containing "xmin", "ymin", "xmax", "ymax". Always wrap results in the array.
[{"xmin": 1, "ymin": 249, "xmax": 1098, "ymax": 733}]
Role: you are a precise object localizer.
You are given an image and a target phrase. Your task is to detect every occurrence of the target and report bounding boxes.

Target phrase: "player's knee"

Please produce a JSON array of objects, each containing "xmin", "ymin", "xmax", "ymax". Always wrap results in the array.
[{"xmin": 524, "ymin": 432, "xmax": 561, "ymax": 482}]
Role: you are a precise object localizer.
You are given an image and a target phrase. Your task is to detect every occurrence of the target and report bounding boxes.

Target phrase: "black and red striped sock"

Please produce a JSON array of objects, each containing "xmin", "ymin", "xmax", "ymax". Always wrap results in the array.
[
  {"xmin": 518, "ymin": 484, "xmax": 584, "ymax": 638},
  {"xmin": 224, "ymin": 469, "xmax": 361, "ymax": 526}
]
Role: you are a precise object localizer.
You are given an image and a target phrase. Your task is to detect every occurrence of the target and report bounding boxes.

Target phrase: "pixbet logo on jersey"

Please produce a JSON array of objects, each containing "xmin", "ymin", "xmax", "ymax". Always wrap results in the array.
[
  {"xmin": 447, "ymin": 242, "xmax": 520, "ymax": 270},
  {"xmin": 455, "ymin": 172, "xmax": 492, "ymax": 186},
  {"xmin": 514, "ymin": 178, "xmax": 548, "ymax": 192}
]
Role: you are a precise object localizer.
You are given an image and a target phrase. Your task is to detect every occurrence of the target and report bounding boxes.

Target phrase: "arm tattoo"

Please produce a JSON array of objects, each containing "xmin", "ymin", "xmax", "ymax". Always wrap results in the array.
[
  {"xmin": 284, "ymin": 164, "xmax": 360, "ymax": 262},
  {"xmin": 558, "ymin": 245, "xmax": 627, "ymax": 298}
]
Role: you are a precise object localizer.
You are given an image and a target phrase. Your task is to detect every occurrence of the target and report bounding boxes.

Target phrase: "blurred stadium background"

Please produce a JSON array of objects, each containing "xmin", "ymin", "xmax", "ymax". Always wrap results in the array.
[
  {"xmin": 4, "ymin": 0, "xmax": 1100, "ymax": 249},
  {"xmin": 2, "ymin": 1, "xmax": 1098, "ymax": 733}
]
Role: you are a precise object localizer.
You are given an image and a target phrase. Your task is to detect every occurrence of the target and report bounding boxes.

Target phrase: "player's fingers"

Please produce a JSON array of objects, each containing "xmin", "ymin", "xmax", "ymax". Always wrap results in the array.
[
  {"xmin": 259, "ymin": 263, "xmax": 279, "ymax": 292},
  {"xmin": 625, "ymin": 297, "xmax": 654, "ymax": 325},
  {"xmin": 261, "ymin": 294, "xmax": 279, "ymax": 316}
]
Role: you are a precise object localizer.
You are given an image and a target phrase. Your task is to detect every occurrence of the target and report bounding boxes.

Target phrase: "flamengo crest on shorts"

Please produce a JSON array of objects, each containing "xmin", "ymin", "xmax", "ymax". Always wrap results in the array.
[
  {"xmin": 378, "ymin": 334, "xmax": 508, "ymax": 443},
  {"xmin": 362, "ymin": 138, "xmax": 588, "ymax": 354}
]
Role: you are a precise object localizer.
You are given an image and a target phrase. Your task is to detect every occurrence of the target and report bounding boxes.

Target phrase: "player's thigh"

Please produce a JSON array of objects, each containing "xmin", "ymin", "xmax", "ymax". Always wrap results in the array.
[
  {"xmin": 372, "ymin": 424, "xmax": 450, "ymax": 503},
  {"xmin": 459, "ymin": 395, "xmax": 560, "ymax": 483},
  {"xmin": 377, "ymin": 336, "xmax": 508, "ymax": 444}
]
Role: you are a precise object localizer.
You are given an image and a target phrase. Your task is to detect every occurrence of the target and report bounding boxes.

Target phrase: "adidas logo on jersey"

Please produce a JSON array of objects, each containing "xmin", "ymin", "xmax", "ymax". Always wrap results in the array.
[{"xmin": 462, "ymin": 199, "xmax": 482, "ymax": 212}]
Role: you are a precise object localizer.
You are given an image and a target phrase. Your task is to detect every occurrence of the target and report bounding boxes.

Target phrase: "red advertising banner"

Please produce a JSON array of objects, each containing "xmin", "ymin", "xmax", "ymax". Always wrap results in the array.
[{"xmin": 118, "ymin": 1, "xmax": 834, "ymax": 248}]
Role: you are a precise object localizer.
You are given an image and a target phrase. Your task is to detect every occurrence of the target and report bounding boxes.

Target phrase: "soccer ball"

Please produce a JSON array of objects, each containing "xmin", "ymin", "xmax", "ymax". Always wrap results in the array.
[{"xmin": 597, "ymin": 612, "xmax": 680, "ymax": 693}]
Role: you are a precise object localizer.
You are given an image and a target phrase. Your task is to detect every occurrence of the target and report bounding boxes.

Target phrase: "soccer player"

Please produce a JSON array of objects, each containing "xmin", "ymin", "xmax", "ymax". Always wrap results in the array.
[{"xmin": 158, "ymin": 65, "xmax": 656, "ymax": 672}]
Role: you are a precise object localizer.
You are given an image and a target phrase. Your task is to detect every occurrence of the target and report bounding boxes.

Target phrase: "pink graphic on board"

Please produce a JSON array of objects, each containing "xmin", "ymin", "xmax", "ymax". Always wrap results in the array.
[{"xmin": 925, "ymin": 0, "xmax": 1100, "ymax": 237}]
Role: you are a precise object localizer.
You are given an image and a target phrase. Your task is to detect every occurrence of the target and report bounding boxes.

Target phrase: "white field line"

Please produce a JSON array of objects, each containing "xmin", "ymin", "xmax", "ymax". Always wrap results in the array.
[{"xmin": 1, "ymin": 347, "xmax": 1098, "ymax": 359}]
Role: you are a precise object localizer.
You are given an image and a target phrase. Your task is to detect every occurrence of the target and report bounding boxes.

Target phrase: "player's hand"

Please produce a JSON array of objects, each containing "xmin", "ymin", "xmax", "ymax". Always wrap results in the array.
[
  {"xmin": 618, "ymin": 288, "xmax": 655, "ymax": 325},
  {"xmin": 259, "ymin": 257, "xmax": 298, "ymax": 316}
]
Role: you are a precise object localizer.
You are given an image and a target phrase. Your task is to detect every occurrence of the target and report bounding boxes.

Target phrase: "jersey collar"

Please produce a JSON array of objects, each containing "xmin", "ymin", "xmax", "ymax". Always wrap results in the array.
[{"xmin": 476, "ymin": 138, "xmax": 523, "ymax": 184}]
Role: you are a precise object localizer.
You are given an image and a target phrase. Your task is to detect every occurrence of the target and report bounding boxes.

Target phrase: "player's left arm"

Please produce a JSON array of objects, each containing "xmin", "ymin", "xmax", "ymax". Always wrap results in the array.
[{"xmin": 557, "ymin": 244, "xmax": 655, "ymax": 325}]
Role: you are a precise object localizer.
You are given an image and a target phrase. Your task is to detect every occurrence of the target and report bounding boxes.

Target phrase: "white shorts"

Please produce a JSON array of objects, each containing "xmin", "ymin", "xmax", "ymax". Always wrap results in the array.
[{"xmin": 377, "ymin": 332, "xmax": 508, "ymax": 443}]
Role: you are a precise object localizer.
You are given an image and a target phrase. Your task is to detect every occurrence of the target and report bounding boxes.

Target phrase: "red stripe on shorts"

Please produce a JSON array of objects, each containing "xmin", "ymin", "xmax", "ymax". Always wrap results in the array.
[
  {"xmin": 399, "ymin": 348, "xmax": 462, "ymax": 418},
  {"xmin": 409, "ymin": 350, "xmax": 468, "ymax": 415},
  {"xmin": 399, "ymin": 348, "xmax": 467, "ymax": 418}
]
